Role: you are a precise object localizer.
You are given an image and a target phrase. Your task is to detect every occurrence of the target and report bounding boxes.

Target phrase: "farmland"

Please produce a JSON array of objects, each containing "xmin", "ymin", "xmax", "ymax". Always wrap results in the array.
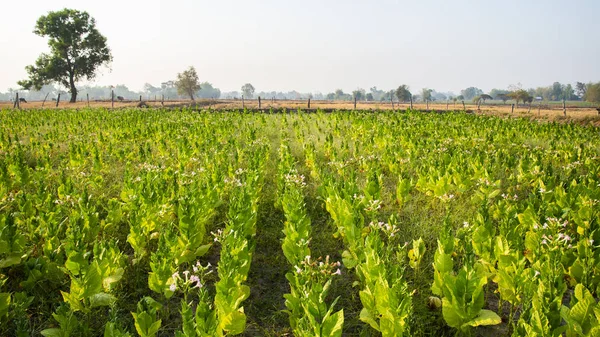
[{"xmin": 1, "ymin": 108, "xmax": 600, "ymax": 336}]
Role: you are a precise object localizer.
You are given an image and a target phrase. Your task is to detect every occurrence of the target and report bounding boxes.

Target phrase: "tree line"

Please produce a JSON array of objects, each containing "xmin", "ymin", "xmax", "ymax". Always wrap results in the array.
[{"xmin": 7, "ymin": 8, "xmax": 600, "ymax": 106}]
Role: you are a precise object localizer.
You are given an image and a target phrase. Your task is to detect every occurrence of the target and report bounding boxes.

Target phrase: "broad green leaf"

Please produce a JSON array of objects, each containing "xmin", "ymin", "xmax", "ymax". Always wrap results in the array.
[{"xmin": 466, "ymin": 309, "xmax": 502, "ymax": 327}]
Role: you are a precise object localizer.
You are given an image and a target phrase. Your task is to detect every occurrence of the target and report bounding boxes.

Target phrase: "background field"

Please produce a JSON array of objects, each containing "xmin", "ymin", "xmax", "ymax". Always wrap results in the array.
[{"xmin": 2, "ymin": 99, "xmax": 599, "ymax": 125}]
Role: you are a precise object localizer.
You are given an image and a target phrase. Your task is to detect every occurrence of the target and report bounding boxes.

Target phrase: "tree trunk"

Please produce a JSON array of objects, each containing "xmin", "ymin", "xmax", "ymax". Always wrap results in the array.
[{"xmin": 69, "ymin": 75, "xmax": 77, "ymax": 103}]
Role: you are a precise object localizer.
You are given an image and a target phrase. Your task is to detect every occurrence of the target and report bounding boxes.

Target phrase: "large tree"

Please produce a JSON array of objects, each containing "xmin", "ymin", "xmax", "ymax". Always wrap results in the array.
[
  {"xmin": 460, "ymin": 87, "xmax": 483, "ymax": 101},
  {"xmin": 576, "ymin": 82, "xmax": 587, "ymax": 99},
  {"xmin": 18, "ymin": 9, "xmax": 112, "ymax": 103},
  {"xmin": 241, "ymin": 83, "xmax": 255, "ymax": 99},
  {"xmin": 421, "ymin": 88, "xmax": 433, "ymax": 102},
  {"xmin": 395, "ymin": 85, "xmax": 411, "ymax": 102},
  {"xmin": 585, "ymin": 82, "xmax": 600, "ymax": 103},
  {"xmin": 175, "ymin": 66, "xmax": 201, "ymax": 100}
]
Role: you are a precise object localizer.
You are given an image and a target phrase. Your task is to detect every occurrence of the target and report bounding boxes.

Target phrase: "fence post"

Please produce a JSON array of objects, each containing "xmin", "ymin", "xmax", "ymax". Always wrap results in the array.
[
  {"xmin": 563, "ymin": 98, "xmax": 566, "ymax": 116},
  {"xmin": 140, "ymin": 95, "xmax": 142, "ymax": 102},
  {"xmin": 511, "ymin": 104, "xmax": 514, "ymax": 114},
  {"xmin": 56, "ymin": 93, "xmax": 61, "ymax": 107},
  {"xmin": 308, "ymin": 98, "xmax": 310, "ymax": 109},
  {"xmin": 111, "ymin": 90, "xmax": 114, "ymax": 109},
  {"xmin": 42, "ymin": 92, "xmax": 49, "ymax": 108},
  {"xmin": 446, "ymin": 101, "xmax": 449, "ymax": 111},
  {"xmin": 87, "ymin": 93, "xmax": 90, "ymax": 108},
  {"xmin": 462, "ymin": 101, "xmax": 466, "ymax": 111},
  {"xmin": 161, "ymin": 94, "xmax": 164, "ymax": 107},
  {"xmin": 258, "ymin": 96, "xmax": 261, "ymax": 109},
  {"xmin": 426, "ymin": 100, "xmax": 429, "ymax": 110},
  {"xmin": 538, "ymin": 101, "xmax": 542, "ymax": 116},
  {"xmin": 242, "ymin": 95, "xmax": 245, "ymax": 109},
  {"xmin": 14, "ymin": 93, "xmax": 19, "ymax": 109},
  {"xmin": 410, "ymin": 96, "xmax": 413, "ymax": 110},
  {"xmin": 391, "ymin": 97, "xmax": 394, "ymax": 110},
  {"xmin": 354, "ymin": 97, "xmax": 357, "ymax": 110}
]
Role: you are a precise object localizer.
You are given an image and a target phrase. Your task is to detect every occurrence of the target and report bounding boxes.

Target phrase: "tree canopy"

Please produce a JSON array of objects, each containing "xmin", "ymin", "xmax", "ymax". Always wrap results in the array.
[
  {"xmin": 395, "ymin": 85, "xmax": 411, "ymax": 102},
  {"xmin": 460, "ymin": 87, "xmax": 483, "ymax": 101},
  {"xmin": 18, "ymin": 9, "xmax": 112, "ymax": 103},
  {"xmin": 585, "ymin": 82, "xmax": 600, "ymax": 103},
  {"xmin": 241, "ymin": 83, "xmax": 255, "ymax": 99},
  {"xmin": 175, "ymin": 66, "xmax": 201, "ymax": 100}
]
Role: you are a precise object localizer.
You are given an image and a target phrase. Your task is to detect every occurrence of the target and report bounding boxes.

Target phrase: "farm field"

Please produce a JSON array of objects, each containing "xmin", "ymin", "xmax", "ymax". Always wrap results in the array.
[
  {"xmin": 1, "ymin": 99, "xmax": 599, "ymax": 125},
  {"xmin": 1, "ymin": 108, "xmax": 600, "ymax": 336}
]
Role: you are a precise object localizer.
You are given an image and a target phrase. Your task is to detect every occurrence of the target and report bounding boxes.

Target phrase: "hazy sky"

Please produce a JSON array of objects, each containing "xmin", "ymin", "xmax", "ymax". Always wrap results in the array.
[{"xmin": 1, "ymin": 0, "xmax": 599, "ymax": 94}]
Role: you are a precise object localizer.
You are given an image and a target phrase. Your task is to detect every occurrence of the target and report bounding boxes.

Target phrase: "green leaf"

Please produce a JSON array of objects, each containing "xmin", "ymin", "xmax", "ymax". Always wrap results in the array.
[
  {"xmin": 359, "ymin": 307, "xmax": 380, "ymax": 331},
  {"xmin": 0, "ymin": 253, "xmax": 22, "ymax": 268},
  {"xmin": 132, "ymin": 312, "xmax": 161, "ymax": 337},
  {"xmin": 342, "ymin": 250, "xmax": 357, "ymax": 269},
  {"xmin": 442, "ymin": 298, "xmax": 463, "ymax": 329},
  {"xmin": 89, "ymin": 292, "xmax": 116, "ymax": 308},
  {"xmin": 322, "ymin": 309, "xmax": 344, "ymax": 337},
  {"xmin": 0, "ymin": 292, "xmax": 10, "ymax": 318},
  {"xmin": 466, "ymin": 309, "xmax": 502, "ymax": 327},
  {"xmin": 194, "ymin": 244, "xmax": 212, "ymax": 258},
  {"xmin": 220, "ymin": 310, "xmax": 246, "ymax": 334},
  {"xmin": 41, "ymin": 328, "xmax": 65, "ymax": 337}
]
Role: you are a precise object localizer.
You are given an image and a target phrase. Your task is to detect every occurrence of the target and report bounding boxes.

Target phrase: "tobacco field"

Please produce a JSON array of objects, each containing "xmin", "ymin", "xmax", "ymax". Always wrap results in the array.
[{"xmin": 1, "ymin": 108, "xmax": 600, "ymax": 336}]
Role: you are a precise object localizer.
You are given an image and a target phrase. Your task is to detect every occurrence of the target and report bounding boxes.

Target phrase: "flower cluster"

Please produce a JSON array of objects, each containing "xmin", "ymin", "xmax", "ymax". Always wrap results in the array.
[
  {"xmin": 294, "ymin": 255, "xmax": 342, "ymax": 278},
  {"xmin": 501, "ymin": 193, "xmax": 519, "ymax": 201},
  {"xmin": 224, "ymin": 177, "xmax": 244, "ymax": 187},
  {"xmin": 139, "ymin": 162, "xmax": 162, "ymax": 172},
  {"xmin": 284, "ymin": 172, "xmax": 307, "ymax": 187},
  {"xmin": 170, "ymin": 261, "xmax": 213, "ymax": 295},
  {"xmin": 438, "ymin": 193, "xmax": 455, "ymax": 202},
  {"xmin": 369, "ymin": 221, "xmax": 400, "ymax": 237},
  {"xmin": 364, "ymin": 199, "xmax": 383, "ymax": 212},
  {"xmin": 211, "ymin": 228, "xmax": 235, "ymax": 243},
  {"xmin": 533, "ymin": 217, "xmax": 574, "ymax": 250}
]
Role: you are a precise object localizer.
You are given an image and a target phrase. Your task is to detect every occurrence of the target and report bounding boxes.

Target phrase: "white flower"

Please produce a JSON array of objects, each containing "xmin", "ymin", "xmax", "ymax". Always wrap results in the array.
[
  {"xmin": 463, "ymin": 222, "xmax": 469, "ymax": 228},
  {"xmin": 589, "ymin": 239, "xmax": 595, "ymax": 246},
  {"xmin": 295, "ymin": 265, "xmax": 302, "ymax": 274},
  {"xmin": 534, "ymin": 270, "xmax": 540, "ymax": 277},
  {"xmin": 334, "ymin": 269, "xmax": 342, "ymax": 275},
  {"xmin": 169, "ymin": 283, "xmax": 177, "ymax": 292}
]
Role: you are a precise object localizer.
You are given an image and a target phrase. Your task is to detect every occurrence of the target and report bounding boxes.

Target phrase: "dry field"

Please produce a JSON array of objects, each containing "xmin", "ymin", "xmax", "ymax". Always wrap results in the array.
[{"xmin": 2, "ymin": 99, "xmax": 599, "ymax": 124}]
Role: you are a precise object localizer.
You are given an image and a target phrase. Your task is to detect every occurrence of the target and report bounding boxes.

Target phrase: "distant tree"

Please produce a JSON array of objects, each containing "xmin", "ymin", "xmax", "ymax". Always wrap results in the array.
[
  {"xmin": 326, "ymin": 92, "xmax": 335, "ymax": 100},
  {"xmin": 456, "ymin": 95, "xmax": 465, "ymax": 101},
  {"xmin": 241, "ymin": 83, "xmax": 255, "ymax": 99},
  {"xmin": 489, "ymin": 88, "xmax": 509, "ymax": 99},
  {"xmin": 143, "ymin": 83, "xmax": 161, "ymax": 96},
  {"xmin": 562, "ymin": 84, "xmax": 575, "ymax": 101},
  {"xmin": 550, "ymin": 82, "xmax": 563, "ymax": 100},
  {"xmin": 474, "ymin": 94, "xmax": 493, "ymax": 104},
  {"xmin": 508, "ymin": 89, "xmax": 531, "ymax": 107},
  {"xmin": 421, "ymin": 88, "xmax": 433, "ymax": 102},
  {"xmin": 460, "ymin": 87, "xmax": 483, "ymax": 101},
  {"xmin": 395, "ymin": 85, "xmax": 411, "ymax": 102},
  {"xmin": 576, "ymin": 82, "xmax": 587, "ymax": 99},
  {"xmin": 352, "ymin": 89, "xmax": 365, "ymax": 101},
  {"xmin": 197, "ymin": 82, "xmax": 221, "ymax": 99},
  {"xmin": 18, "ymin": 9, "xmax": 112, "ymax": 103},
  {"xmin": 365, "ymin": 93, "xmax": 374, "ymax": 101},
  {"xmin": 585, "ymin": 82, "xmax": 600, "ymax": 103},
  {"xmin": 175, "ymin": 66, "xmax": 201, "ymax": 100},
  {"xmin": 432, "ymin": 91, "xmax": 447, "ymax": 101},
  {"xmin": 496, "ymin": 94, "xmax": 509, "ymax": 104}
]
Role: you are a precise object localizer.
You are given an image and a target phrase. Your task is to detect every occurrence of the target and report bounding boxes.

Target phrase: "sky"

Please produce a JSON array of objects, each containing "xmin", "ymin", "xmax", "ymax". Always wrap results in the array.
[{"xmin": 1, "ymin": 0, "xmax": 599, "ymax": 94}]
